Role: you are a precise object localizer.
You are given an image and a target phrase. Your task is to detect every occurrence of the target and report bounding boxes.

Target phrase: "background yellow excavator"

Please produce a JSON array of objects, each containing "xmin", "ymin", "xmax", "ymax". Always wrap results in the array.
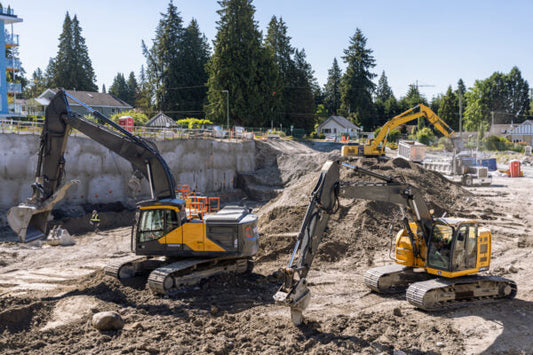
[
  {"xmin": 341, "ymin": 104, "xmax": 455, "ymax": 157},
  {"xmin": 7, "ymin": 90, "xmax": 259, "ymax": 294},
  {"xmin": 274, "ymin": 160, "xmax": 516, "ymax": 325}
]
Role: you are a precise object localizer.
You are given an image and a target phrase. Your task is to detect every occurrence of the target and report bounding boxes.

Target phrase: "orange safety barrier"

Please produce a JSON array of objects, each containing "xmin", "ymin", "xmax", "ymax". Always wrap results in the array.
[
  {"xmin": 195, "ymin": 196, "xmax": 209, "ymax": 213},
  {"xmin": 187, "ymin": 202, "xmax": 205, "ymax": 218},
  {"xmin": 208, "ymin": 197, "xmax": 220, "ymax": 212}
]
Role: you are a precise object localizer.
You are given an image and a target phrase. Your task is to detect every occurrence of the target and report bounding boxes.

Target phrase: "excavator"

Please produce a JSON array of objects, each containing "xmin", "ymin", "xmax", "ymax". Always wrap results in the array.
[
  {"xmin": 341, "ymin": 104, "xmax": 455, "ymax": 157},
  {"xmin": 274, "ymin": 160, "xmax": 516, "ymax": 325},
  {"xmin": 7, "ymin": 90, "xmax": 259, "ymax": 294}
]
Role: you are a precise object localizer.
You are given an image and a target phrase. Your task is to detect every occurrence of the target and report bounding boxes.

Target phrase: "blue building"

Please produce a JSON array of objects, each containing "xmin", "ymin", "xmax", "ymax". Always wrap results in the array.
[{"xmin": 0, "ymin": 4, "xmax": 22, "ymax": 117}]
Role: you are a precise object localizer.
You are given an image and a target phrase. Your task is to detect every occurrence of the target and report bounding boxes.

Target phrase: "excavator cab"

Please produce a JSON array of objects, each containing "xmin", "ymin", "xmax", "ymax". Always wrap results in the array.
[{"xmin": 426, "ymin": 220, "xmax": 489, "ymax": 277}]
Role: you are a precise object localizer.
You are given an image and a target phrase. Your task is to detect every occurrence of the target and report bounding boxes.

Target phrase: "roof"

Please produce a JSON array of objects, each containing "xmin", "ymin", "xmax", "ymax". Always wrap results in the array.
[
  {"xmin": 509, "ymin": 120, "xmax": 533, "ymax": 135},
  {"xmin": 37, "ymin": 89, "xmax": 133, "ymax": 109},
  {"xmin": 318, "ymin": 116, "xmax": 362, "ymax": 131},
  {"xmin": 488, "ymin": 123, "xmax": 514, "ymax": 135},
  {"xmin": 146, "ymin": 112, "xmax": 178, "ymax": 127}
]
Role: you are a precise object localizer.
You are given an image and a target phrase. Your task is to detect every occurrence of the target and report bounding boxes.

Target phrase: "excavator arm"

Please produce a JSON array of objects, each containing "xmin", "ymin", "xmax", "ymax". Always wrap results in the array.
[
  {"xmin": 367, "ymin": 104, "xmax": 455, "ymax": 156},
  {"xmin": 8, "ymin": 90, "xmax": 176, "ymax": 242},
  {"xmin": 274, "ymin": 160, "xmax": 434, "ymax": 324}
]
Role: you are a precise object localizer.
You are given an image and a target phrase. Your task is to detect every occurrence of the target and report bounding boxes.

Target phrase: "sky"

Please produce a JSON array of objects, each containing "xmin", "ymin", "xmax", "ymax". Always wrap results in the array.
[{"xmin": 10, "ymin": 0, "xmax": 533, "ymax": 101}]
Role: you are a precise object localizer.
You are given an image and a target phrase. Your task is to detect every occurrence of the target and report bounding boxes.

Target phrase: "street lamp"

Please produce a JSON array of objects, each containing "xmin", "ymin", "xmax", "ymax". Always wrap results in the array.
[{"xmin": 221, "ymin": 90, "xmax": 229, "ymax": 130}]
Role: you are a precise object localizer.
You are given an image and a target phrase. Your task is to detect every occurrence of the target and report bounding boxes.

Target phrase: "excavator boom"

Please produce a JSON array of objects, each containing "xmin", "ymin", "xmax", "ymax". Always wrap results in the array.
[{"xmin": 8, "ymin": 90, "xmax": 176, "ymax": 242}]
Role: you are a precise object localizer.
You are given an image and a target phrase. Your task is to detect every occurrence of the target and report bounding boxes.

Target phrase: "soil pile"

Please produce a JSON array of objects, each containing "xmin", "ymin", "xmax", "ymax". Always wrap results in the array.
[{"xmin": 257, "ymin": 156, "xmax": 477, "ymax": 264}]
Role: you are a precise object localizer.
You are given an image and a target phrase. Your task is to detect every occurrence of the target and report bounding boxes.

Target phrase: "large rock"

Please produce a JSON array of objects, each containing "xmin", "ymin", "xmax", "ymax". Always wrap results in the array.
[{"xmin": 92, "ymin": 311, "xmax": 124, "ymax": 331}]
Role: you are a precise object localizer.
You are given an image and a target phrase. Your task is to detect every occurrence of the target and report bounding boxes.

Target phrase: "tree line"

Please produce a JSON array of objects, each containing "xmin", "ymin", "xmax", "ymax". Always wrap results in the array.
[{"xmin": 21, "ymin": 0, "xmax": 531, "ymax": 133}]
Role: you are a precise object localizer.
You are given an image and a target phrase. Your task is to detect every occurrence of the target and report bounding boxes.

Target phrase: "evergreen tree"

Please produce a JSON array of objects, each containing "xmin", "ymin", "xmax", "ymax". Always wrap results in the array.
[
  {"xmin": 136, "ymin": 65, "xmax": 153, "ymax": 113},
  {"xmin": 438, "ymin": 86, "xmax": 459, "ymax": 130},
  {"xmin": 374, "ymin": 71, "xmax": 396, "ymax": 126},
  {"xmin": 179, "ymin": 19, "xmax": 210, "ymax": 117},
  {"xmin": 109, "ymin": 73, "xmax": 129, "ymax": 103},
  {"xmin": 375, "ymin": 71, "xmax": 393, "ymax": 102},
  {"xmin": 102, "ymin": 84, "xmax": 106, "ymax": 93},
  {"xmin": 323, "ymin": 58, "xmax": 342, "ymax": 115},
  {"xmin": 23, "ymin": 68, "xmax": 46, "ymax": 99},
  {"xmin": 289, "ymin": 49, "xmax": 316, "ymax": 131},
  {"xmin": 340, "ymin": 28, "xmax": 376, "ymax": 130},
  {"xmin": 206, "ymin": 0, "xmax": 276, "ymax": 127},
  {"xmin": 399, "ymin": 84, "xmax": 427, "ymax": 110},
  {"xmin": 126, "ymin": 71, "xmax": 139, "ymax": 105},
  {"xmin": 143, "ymin": 3, "xmax": 210, "ymax": 119},
  {"xmin": 46, "ymin": 12, "xmax": 97, "ymax": 91}
]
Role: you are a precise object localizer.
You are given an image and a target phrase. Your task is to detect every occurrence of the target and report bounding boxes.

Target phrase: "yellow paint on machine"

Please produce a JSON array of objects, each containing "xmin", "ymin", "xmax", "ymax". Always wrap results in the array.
[{"xmin": 161, "ymin": 222, "xmax": 226, "ymax": 252}]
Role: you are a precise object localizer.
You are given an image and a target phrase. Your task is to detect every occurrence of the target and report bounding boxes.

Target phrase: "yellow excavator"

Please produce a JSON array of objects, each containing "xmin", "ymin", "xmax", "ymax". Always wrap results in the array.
[
  {"xmin": 274, "ymin": 160, "xmax": 516, "ymax": 325},
  {"xmin": 341, "ymin": 104, "xmax": 455, "ymax": 157},
  {"xmin": 7, "ymin": 90, "xmax": 259, "ymax": 294}
]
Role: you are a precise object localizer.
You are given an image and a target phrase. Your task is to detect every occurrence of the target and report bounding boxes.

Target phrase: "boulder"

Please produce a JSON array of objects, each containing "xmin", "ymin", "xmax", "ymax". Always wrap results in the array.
[{"xmin": 92, "ymin": 311, "xmax": 124, "ymax": 331}]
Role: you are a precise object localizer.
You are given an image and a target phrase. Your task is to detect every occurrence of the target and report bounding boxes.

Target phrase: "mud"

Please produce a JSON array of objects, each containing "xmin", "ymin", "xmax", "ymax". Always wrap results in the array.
[{"xmin": 0, "ymin": 141, "xmax": 532, "ymax": 354}]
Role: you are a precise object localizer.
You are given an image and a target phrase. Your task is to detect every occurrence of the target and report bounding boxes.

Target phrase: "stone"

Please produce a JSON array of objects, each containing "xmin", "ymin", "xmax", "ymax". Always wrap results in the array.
[
  {"xmin": 92, "ymin": 311, "xmax": 124, "ymax": 331},
  {"xmin": 436, "ymin": 342, "xmax": 445, "ymax": 347},
  {"xmin": 393, "ymin": 308, "xmax": 402, "ymax": 317}
]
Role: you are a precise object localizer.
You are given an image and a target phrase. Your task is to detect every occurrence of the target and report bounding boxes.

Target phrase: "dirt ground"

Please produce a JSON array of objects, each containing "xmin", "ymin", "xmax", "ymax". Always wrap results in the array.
[{"xmin": 0, "ymin": 141, "xmax": 532, "ymax": 354}]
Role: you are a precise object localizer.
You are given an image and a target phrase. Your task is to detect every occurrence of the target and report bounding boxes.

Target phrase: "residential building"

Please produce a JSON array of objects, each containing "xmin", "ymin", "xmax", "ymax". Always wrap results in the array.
[
  {"xmin": 0, "ymin": 4, "xmax": 22, "ymax": 117},
  {"xmin": 36, "ymin": 89, "xmax": 133, "ymax": 117},
  {"xmin": 317, "ymin": 115, "xmax": 361, "ymax": 137},
  {"xmin": 508, "ymin": 120, "xmax": 533, "ymax": 145},
  {"xmin": 146, "ymin": 112, "xmax": 178, "ymax": 128}
]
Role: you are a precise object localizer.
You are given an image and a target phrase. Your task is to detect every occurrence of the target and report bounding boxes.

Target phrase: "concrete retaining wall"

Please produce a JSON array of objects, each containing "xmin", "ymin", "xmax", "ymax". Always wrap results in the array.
[{"xmin": 0, "ymin": 133, "xmax": 255, "ymax": 211}]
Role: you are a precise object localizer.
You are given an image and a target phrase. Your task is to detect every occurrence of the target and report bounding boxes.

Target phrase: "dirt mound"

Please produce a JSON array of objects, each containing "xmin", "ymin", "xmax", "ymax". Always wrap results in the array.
[{"xmin": 258, "ymin": 157, "xmax": 476, "ymax": 263}]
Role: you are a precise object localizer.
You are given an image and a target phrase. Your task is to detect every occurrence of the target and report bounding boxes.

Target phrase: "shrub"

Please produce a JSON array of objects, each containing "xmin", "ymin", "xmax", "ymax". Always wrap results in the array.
[
  {"xmin": 415, "ymin": 127, "xmax": 436, "ymax": 145},
  {"xmin": 110, "ymin": 110, "xmax": 149, "ymax": 125},
  {"xmin": 176, "ymin": 118, "xmax": 213, "ymax": 129}
]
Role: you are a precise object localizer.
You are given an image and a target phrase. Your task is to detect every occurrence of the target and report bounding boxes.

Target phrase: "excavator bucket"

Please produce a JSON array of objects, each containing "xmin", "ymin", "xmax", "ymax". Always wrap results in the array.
[{"xmin": 7, "ymin": 180, "xmax": 78, "ymax": 243}]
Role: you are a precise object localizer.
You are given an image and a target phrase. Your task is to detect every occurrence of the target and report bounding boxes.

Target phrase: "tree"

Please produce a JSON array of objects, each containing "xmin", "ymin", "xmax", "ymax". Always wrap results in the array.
[
  {"xmin": 288, "ymin": 49, "xmax": 316, "ymax": 131},
  {"xmin": 374, "ymin": 71, "xmax": 396, "ymax": 126},
  {"xmin": 126, "ymin": 72, "xmax": 139, "ymax": 105},
  {"xmin": 46, "ymin": 12, "xmax": 97, "ymax": 91},
  {"xmin": 136, "ymin": 65, "xmax": 153, "ymax": 113},
  {"xmin": 24, "ymin": 68, "xmax": 47, "ymax": 99},
  {"xmin": 399, "ymin": 84, "xmax": 427, "ymax": 111},
  {"xmin": 438, "ymin": 86, "xmax": 459, "ymax": 130},
  {"xmin": 323, "ymin": 58, "xmax": 342, "ymax": 115},
  {"xmin": 143, "ymin": 2, "xmax": 184, "ymax": 115},
  {"xmin": 109, "ymin": 73, "xmax": 129, "ymax": 103},
  {"xmin": 102, "ymin": 84, "xmax": 106, "ymax": 93},
  {"xmin": 340, "ymin": 28, "xmax": 376, "ymax": 130},
  {"xmin": 206, "ymin": 0, "xmax": 277, "ymax": 127},
  {"xmin": 375, "ymin": 71, "xmax": 393, "ymax": 102},
  {"xmin": 464, "ymin": 67, "xmax": 530, "ymax": 129}
]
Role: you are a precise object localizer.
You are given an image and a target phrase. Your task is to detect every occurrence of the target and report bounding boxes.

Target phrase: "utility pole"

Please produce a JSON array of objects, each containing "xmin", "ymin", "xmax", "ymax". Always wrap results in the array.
[
  {"xmin": 222, "ymin": 90, "xmax": 229, "ymax": 130},
  {"xmin": 459, "ymin": 94, "xmax": 463, "ymax": 140},
  {"xmin": 491, "ymin": 111, "xmax": 495, "ymax": 134}
]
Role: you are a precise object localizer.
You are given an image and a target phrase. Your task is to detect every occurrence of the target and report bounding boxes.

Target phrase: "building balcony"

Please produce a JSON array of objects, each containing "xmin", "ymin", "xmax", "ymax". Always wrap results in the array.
[
  {"xmin": 7, "ymin": 82, "xmax": 21, "ymax": 94},
  {"xmin": 5, "ymin": 33, "xmax": 19, "ymax": 47},
  {"xmin": 0, "ymin": 7, "xmax": 16, "ymax": 17},
  {"xmin": 6, "ymin": 58, "xmax": 21, "ymax": 71}
]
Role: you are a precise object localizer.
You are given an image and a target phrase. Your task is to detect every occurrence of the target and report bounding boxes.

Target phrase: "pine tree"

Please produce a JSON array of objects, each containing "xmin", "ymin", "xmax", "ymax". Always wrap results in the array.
[
  {"xmin": 46, "ymin": 12, "xmax": 97, "ymax": 91},
  {"xmin": 340, "ymin": 28, "xmax": 376, "ymax": 130},
  {"xmin": 126, "ymin": 72, "xmax": 139, "ymax": 106},
  {"xmin": 438, "ymin": 86, "xmax": 459, "ymax": 130},
  {"xmin": 102, "ymin": 84, "xmax": 106, "ymax": 93},
  {"xmin": 109, "ymin": 73, "xmax": 129, "ymax": 103},
  {"xmin": 289, "ymin": 49, "xmax": 316, "ymax": 131},
  {"xmin": 143, "ymin": 1, "xmax": 185, "ymax": 115},
  {"xmin": 206, "ymin": 0, "xmax": 276, "ymax": 127},
  {"xmin": 323, "ymin": 58, "xmax": 342, "ymax": 115},
  {"xmin": 136, "ymin": 65, "xmax": 153, "ymax": 113},
  {"xmin": 179, "ymin": 19, "xmax": 210, "ymax": 118},
  {"xmin": 375, "ymin": 71, "xmax": 393, "ymax": 102}
]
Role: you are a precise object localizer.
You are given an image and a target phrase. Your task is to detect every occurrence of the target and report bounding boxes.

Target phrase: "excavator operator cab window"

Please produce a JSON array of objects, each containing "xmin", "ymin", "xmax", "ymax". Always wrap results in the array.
[
  {"xmin": 138, "ymin": 209, "xmax": 179, "ymax": 242},
  {"xmin": 427, "ymin": 224, "xmax": 453, "ymax": 270},
  {"xmin": 451, "ymin": 224, "xmax": 477, "ymax": 272}
]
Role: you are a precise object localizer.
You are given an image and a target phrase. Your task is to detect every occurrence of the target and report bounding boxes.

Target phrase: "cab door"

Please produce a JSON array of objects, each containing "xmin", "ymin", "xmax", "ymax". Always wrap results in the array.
[{"xmin": 451, "ymin": 224, "xmax": 477, "ymax": 272}]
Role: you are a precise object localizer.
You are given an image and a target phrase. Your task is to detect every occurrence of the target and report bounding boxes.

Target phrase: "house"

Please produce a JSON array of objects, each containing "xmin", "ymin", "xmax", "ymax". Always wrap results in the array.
[
  {"xmin": 317, "ymin": 116, "xmax": 361, "ymax": 137},
  {"xmin": 488, "ymin": 123, "xmax": 515, "ymax": 137},
  {"xmin": 35, "ymin": 89, "xmax": 132, "ymax": 117},
  {"xmin": 146, "ymin": 112, "xmax": 178, "ymax": 128},
  {"xmin": 508, "ymin": 120, "xmax": 533, "ymax": 145}
]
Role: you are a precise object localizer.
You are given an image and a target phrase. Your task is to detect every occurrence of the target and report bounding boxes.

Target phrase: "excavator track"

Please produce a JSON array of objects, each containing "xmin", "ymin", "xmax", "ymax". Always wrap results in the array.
[
  {"xmin": 406, "ymin": 275, "xmax": 517, "ymax": 311},
  {"xmin": 147, "ymin": 258, "xmax": 251, "ymax": 294},
  {"xmin": 104, "ymin": 256, "xmax": 166, "ymax": 279},
  {"xmin": 364, "ymin": 264, "xmax": 434, "ymax": 293}
]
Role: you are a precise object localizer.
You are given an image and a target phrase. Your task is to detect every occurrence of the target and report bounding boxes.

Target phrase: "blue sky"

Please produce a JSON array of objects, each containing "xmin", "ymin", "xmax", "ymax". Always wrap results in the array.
[{"xmin": 11, "ymin": 0, "xmax": 533, "ymax": 100}]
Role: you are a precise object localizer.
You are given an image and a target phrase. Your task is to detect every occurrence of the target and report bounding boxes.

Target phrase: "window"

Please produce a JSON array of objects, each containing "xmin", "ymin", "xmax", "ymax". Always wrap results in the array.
[
  {"xmin": 428, "ymin": 224, "xmax": 453, "ymax": 270},
  {"xmin": 138, "ymin": 209, "xmax": 179, "ymax": 242}
]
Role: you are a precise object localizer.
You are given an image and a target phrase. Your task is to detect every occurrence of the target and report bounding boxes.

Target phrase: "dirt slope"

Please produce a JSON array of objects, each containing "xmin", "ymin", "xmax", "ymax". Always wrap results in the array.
[{"xmin": 0, "ymin": 140, "xmax": 531, "ymax": 354}]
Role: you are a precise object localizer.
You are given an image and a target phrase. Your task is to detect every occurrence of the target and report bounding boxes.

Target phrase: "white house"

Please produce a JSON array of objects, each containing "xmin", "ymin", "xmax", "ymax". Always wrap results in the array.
[
  {"xmin": 317, "ymin": 116, "xmax": 361, "ymax": 137},
  {"xmin": 508, "ymin": 120, "xmax": 533, "ymax": 145}
]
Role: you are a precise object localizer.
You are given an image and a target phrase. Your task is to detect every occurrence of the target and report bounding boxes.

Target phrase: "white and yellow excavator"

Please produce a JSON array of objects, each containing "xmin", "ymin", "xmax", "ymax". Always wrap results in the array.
[
  {"xmin": 274, "ymin": 160, "xmax": 516, "ymax": 325},
  {"xmin": 7, "ymin": 90, "xmax": 259, "ymax": 294},
  {"xmin": 342, "ymin": 104, "xmax": 455, "ymax": 157}
]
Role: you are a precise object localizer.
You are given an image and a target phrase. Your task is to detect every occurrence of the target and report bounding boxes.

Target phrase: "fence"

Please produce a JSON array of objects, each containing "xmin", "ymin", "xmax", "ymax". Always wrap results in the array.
[{"xmin": 0, "ymin": 118, "xmax": 313, "ymax": 141}]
